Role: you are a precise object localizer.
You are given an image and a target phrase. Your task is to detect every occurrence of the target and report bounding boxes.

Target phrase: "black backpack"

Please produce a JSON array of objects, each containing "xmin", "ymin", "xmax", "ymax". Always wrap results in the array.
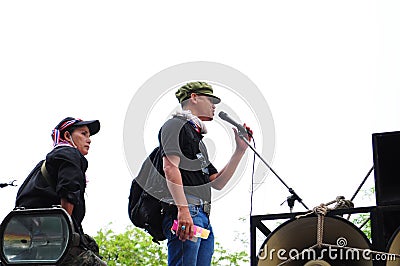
[
  {"xmin": 128, "ymin": 146, "xmax": 167, "ymax": 243},
  {"xmin": 128, "ymin": 118, "xmax": 198, "ymax": 243}
]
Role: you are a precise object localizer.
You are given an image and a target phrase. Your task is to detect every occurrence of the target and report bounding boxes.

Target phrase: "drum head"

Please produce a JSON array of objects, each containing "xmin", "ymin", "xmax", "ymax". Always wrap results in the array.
[{"xmin": 257, "ymin": 216, "xmax": 372, "ymax": 266}]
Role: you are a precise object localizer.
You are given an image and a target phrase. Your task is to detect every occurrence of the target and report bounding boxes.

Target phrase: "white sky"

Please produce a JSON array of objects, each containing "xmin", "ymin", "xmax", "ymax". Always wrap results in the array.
[{"xmin": 1, "ymin": 0, "xmax": 400, "ymax": 257}]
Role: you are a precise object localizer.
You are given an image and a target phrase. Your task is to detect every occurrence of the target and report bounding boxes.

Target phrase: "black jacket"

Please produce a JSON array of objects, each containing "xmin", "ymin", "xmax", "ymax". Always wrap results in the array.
[{"xmin": 16, "ymin": 146, "xmax": 88, "ymax": 232}]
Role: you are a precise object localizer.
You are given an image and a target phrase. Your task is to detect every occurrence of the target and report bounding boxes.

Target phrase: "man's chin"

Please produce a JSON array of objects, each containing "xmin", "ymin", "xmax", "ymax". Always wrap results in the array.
[{"xmin": 198, "ymin": 116, "xmax": 213, "ymax": 121}]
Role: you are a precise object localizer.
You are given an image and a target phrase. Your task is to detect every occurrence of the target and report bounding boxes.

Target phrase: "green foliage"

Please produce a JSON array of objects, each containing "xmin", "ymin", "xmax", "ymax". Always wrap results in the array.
[
  {"xmin": 212, "ymin": 241, "xmax": 249, "ymax": 266},
  {"xmin": 94, "ymin": 225, "xmax": 167, "ymax": 266},
  {"xmin": 94, "ymin": 225, "xmax": 249, "ymax": 266},
  {"xmin": 350, "ymin": 187, "xmax": 374, "ymax": 241},
  {"xmin": 351, "ymin": 213, "xmax": 372, "ymax": 240}
]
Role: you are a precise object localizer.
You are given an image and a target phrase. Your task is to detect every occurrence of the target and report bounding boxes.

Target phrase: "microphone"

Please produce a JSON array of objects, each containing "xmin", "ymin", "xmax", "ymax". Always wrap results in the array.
[{"xmin": 218, "ymin": 111, "xmax": 252, "ymax": 137}]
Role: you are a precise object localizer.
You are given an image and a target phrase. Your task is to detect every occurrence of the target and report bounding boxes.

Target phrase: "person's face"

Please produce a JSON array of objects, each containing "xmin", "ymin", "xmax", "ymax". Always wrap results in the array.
[
  {"xmin": 67, "ymin": 125, "xmax": 91, "ymax": 155},
  {"xmin": 194, "ymin": 94, "xmax": 216, "ymax": 121}
]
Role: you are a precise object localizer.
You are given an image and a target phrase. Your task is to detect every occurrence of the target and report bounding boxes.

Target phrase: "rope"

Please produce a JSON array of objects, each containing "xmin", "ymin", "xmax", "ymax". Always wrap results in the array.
[
  {"xmin": 296, "ymin": 196, "xmax": 354, "ymax": 219},
  {"xmin": 314, "ymin": 205, "xmax": 327, "ymax": 248},
  {"xmin": 312, "ymin": 197, "xmax": 355, "ymax": 248},
  {"xmin": 278, "ymin": 197, "xmax": 354, "ymax": 265},
  {"xmin": 333, "ymin": 196, "xmax": 354, "ymax": 209}
]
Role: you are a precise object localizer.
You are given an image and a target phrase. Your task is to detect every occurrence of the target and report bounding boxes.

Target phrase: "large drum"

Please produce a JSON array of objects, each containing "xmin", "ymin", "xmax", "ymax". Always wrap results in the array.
[{"xmin": 257, "ymin": 215, "xmax": 372, "ymax": 266}]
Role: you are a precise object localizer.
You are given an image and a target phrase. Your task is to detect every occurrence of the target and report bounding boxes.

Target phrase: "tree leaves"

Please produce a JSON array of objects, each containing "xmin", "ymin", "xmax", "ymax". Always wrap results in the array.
[{"xmin": 93, "ymin": 225, "xmax": 249, "ymax": 265}]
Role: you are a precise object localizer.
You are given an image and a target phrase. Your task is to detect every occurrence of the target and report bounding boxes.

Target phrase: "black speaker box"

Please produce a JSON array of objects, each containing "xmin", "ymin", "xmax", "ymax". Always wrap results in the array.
[
  {"xmin": 371, "ymin": 205, "xmax": 400, "ymax": 253},
  {"xmin": 372, "ymin": 131, "xmax": 400, "ymax": 206}
]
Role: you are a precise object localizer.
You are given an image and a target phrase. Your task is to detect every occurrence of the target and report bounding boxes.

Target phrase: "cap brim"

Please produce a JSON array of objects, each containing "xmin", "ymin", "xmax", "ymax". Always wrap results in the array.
[
  {"xmin": 75, "ymin": 120, "xmax": 100, "ymax": 136},
  {"xmin": 209, "ymin": 95, "xmax": 221, "ymax": 104},
  {"xmin": 198, "ymin": 93, "xmax": 221, "ymax": 104}
]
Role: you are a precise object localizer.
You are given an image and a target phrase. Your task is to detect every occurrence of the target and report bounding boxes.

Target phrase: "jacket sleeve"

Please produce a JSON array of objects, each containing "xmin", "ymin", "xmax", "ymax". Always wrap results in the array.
[{"xmin": 49, "ymin": 147, "xmax": 86, "ymax": 206}]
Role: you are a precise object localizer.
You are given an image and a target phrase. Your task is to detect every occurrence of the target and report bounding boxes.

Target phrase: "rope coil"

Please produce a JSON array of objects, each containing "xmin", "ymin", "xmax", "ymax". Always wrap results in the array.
[{"xmin": 312, "ymin": 196, "xmax": 354, "ymax": 249}]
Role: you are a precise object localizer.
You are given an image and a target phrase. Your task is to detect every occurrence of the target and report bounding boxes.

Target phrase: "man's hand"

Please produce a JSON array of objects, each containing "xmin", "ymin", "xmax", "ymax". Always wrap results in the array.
[
  {"xmin": 61, "ymin": 198, "xmax": 74, "ymax": 216},
  {"xmin": 234, "ymin": 123, "xmax": 253, "ymax": 152},
  {"xmin": 177, "ymin": 206, "xmax": 194, "ymax": 241}
]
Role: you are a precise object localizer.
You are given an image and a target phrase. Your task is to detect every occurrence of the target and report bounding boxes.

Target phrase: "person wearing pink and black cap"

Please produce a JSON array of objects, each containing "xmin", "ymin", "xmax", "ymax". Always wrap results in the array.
[{"xmin": 16, "ymin": 117, "xmax": 106, "ymax": 265}]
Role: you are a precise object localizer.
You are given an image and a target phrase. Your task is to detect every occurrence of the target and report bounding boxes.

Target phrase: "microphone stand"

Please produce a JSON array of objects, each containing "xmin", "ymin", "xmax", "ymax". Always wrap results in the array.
[
  {"xmin": 238, "ymin": 133, "xmax": 309, "ymax": 211},
  {"xmin": 0, "ymin": 180, "xmax": 17, "ymax": 189}
]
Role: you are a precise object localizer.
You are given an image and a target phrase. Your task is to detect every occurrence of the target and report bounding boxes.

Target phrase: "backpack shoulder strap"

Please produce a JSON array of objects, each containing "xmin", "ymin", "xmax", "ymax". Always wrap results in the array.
[{"xmin": 41, "ymin": 160, "xmax": 56, "ymax": 190}]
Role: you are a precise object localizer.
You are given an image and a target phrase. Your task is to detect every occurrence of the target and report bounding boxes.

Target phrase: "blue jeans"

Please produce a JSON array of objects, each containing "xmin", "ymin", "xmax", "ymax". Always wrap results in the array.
[{"xmin": 162, "ymin": 204, "xmax": 214, "ymax": 266}]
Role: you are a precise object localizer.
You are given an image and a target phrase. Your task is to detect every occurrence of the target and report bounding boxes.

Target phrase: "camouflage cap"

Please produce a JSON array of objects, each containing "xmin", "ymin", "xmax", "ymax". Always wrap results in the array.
[{"xmin": 175, "ymin": 81, "xmax": 221, "ymax": 104}]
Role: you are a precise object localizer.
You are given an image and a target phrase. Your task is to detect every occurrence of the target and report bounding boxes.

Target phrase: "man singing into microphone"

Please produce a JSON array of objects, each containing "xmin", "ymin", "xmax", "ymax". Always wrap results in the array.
[{"xmin": 160, "ymin": 81, "xmax": 252, "ymax": 265}]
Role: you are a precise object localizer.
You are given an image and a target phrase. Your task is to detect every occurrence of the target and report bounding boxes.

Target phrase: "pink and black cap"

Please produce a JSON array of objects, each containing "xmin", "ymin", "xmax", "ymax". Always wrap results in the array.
[{"xmin": 51, "ymin": 117, "xmax": 100, "ymax": 146}]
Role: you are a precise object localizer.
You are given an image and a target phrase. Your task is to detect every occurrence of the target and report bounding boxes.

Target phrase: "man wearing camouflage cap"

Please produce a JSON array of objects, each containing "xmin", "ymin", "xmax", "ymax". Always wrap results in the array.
[{"xmin": 159, "ymin": 81, "xmax": 252, "ymax": 265}]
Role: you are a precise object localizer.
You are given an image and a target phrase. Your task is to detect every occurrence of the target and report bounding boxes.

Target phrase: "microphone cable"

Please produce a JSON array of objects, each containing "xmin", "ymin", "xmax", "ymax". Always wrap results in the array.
[{"xmin": 249, "ymin": 135, "xmax": 256, "ymax": 217}]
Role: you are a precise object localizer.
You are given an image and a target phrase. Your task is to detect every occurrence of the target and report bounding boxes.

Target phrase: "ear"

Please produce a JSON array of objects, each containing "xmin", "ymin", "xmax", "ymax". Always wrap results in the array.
[
  {"xmin": 63, "ymin": 131, "xmax": 71, "ymax": 141},
  {"xmin": 190, "ymin": 93, "xmax": 198, "ymax": 103}
]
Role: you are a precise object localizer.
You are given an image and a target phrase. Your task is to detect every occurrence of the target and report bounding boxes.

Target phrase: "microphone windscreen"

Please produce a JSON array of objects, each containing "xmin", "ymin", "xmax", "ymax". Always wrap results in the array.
[{"xmin": 218, "ymin": 111, "xmax": 228, "ymax": 119}]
